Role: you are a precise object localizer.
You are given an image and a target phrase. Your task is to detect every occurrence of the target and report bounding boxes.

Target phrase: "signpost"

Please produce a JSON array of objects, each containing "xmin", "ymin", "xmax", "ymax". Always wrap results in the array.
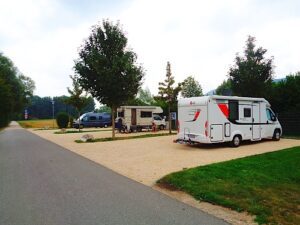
[
  {"xmin": 24, "ymin": 109, "xmax": 28, "ymax": 120},
  {"xmin": 51, "ymin": 99, "xmax": 55, "ymax": 128}
]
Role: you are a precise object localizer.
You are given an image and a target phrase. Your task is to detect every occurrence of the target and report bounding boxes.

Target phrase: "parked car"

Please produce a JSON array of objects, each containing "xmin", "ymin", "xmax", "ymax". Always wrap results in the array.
[{"xmin": 73, "ymin": 112, "xmax": 111, "ymax": 129}]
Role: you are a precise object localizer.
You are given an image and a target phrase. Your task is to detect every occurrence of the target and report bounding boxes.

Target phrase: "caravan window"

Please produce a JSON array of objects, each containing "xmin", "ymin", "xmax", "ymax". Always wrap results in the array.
[
  {"xmin": 141, "ymin": 111, "xmax": 152, "ymax": 118},
  {"xmin": 244, "ymin": 108, "xmax": 251, "ymax": 118},
  {"xmin": 229, "ymin": 101, "xmax": 239, "ymax": 121}
]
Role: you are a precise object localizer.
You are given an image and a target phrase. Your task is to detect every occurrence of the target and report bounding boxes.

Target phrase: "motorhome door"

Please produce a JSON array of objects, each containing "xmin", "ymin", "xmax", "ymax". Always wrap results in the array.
[
  {"xmin": 131, "ymin": 109, "xmax": 137, "ymax": 125},
  {"xmin": 252, "ymin": 103, "xmax": 261, "ymax": 140}
]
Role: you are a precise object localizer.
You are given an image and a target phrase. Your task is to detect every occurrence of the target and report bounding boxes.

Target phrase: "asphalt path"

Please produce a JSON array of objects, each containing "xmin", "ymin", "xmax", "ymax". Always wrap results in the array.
[{"xmin": 0, "ymin": 122, "xmax": 228, "ymax": 225}]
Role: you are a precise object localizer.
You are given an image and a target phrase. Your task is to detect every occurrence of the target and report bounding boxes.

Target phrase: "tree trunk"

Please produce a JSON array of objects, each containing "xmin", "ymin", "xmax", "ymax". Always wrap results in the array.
[
  {"xmin": 168, "ymin": 103, "xmax": 172, "ymax": 134},
  {"xmin": 78, "ymin": 111, "xmax": 81, "ymax": 132},
  {"xmin": 111, "ymin": 106, "xmax": 116, "ymax": 138}
]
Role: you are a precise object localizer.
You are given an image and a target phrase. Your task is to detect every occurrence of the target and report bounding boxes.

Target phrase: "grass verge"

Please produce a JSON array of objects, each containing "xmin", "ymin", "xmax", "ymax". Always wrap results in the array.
[
  {"xmin": 55, "ymin": 129, "xmax": 111, "ymax": 134},
  {"xmin": 18, "ymin": 119, "xmax": 58, "ymax": 128},
  {"xmin": 157, "ymin": 146, "xmax": 300, "ymax": 225},
  {"xmin": 75, "ymin": 132, "xmax": 176, "ymax": 143}
]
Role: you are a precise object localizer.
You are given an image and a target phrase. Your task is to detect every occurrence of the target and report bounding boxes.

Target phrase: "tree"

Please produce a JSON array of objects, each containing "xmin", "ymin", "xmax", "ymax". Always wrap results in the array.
[
  {"xmin": 126, "ymin": 87, "xmax": 154, "ymax": 106},
  {"xmin": 228, "ymin": 36, "xmax": 274, "ymax": 97},
  {"xmin": 158, "ymin": 62, "xmax": 181, "ymax": 134},
  {"xmin": 74, "ymin": 20, "xmax": 144, "ymax": 138},
  {"xmin": 65, "ymin": 75, "xmax": 90, "ymax": 132},
  {"xmin": 138, "ymin": 87, "xmax": 154, "ymax": 105},
  {"xmin": 0, "ymin": 52, "xmax": 28, "ymax": 127},
  {"xmin": 19, "ymin": 74, "xmax": 35, "ymax": 99},
  {"xmin": 269, "ymin": 72, "xmax": 300, "ymax": 113},
  {"xmin": 181, "ymin": 76, "xmax": 203, "ymax": 98},
  {"xmin": 215, "ymin": 79, "xmax": 232, "ymax": 96}
]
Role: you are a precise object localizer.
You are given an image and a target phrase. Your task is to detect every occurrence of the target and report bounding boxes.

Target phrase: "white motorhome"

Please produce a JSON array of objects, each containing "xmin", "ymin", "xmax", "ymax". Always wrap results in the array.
[
  {"xmin": 176, "ymin": 95, "xmax": 282, "ymax": 147},
  {"xmin": 116, "ymin": 106, "xmax": 166, "ymax": 132}
]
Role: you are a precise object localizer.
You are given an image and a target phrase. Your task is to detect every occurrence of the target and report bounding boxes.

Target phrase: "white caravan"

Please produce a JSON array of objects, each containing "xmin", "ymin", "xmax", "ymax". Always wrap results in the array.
[
  {"xmin": 176, "ymin": 95, "xmax": 282, "ymax": 147},
  {"xmin": 116, "ymin": 106, "xmax": 166, "ymax": 132}
]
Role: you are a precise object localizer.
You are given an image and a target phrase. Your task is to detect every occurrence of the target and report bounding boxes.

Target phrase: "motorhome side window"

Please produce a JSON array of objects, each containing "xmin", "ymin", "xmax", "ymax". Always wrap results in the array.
[
  {"xmin": 99, "ymin": 116, "xmax": 103, "ymax": 120},
  {"xmin": 141, "ymin": 111, "xmax": 152, "ymax": 118},
  {"xmin": 89, "ymin": 116, "xmax": 97, "ymax": 121},
  {"xmin": 244, "ymin": 108, "xmax": 251, "ymax": 118},
  {"xmin": 118, "ymin": 111, "xmax": 124, "ymax": 117},
  {"xmin": 229, "ymin": 101, "xmax": 239, "ymax": 120}
]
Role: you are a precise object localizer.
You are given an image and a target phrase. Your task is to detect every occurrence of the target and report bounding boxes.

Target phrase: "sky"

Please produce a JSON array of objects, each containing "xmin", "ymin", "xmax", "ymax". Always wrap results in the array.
[{"xmin": 1, "ymin": 0, "xmax": 300, "ymax": 102}]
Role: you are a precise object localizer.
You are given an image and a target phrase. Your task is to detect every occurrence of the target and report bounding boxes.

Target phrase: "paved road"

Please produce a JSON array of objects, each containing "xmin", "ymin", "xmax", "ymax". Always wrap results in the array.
[{"xmin": 0, "ymin": 123, "xmax": 228, "ymax": 225}]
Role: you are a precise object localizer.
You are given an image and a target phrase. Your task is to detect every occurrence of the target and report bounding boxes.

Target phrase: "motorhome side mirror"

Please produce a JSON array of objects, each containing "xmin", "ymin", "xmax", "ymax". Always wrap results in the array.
[{"xmin": 271, "ymin": 116, "xmax": 276, "ymax": 121}]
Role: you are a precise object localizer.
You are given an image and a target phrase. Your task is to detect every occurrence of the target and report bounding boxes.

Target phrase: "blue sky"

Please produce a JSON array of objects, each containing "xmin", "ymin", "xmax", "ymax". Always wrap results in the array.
[{"xmin": 1, "ymin": 0, "xmax": 300, "ymax": 100}]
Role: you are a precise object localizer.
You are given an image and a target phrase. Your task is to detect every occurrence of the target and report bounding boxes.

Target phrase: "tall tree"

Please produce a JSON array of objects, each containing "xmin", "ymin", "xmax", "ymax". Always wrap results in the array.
[
  {"xmin": 138, "ymin": 87, "xmax": 154, "ymax": 105},
  {"xmin": 158, "ymin": 62, "xmax": 181, "ymax": 134},
  {"xmin": 228, "ymin": 36, "xmax": 274, "ymax": 97},
  {"xmin": 181, "ymin": 76, "xmax": 203, "ymax": 98},
  {"xmin": 65, "ymin": 75, "xmax": 90, "ymax": 132},
  {"xmin": 0, "ymin": 52, "xmax": 27, "ymax": 127},
  {"xmin": 19, "ymin": 74, "xmax": 36, "ymax": 99},
  {"xmin": 74, "ymin": 20, "xmax": 144, "ymax": 138}
]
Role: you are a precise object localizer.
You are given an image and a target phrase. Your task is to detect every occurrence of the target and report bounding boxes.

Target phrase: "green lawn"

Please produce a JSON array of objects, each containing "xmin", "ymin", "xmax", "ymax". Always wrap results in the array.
[
  {"xmin": 158, "ymin": 146, "xmax": 300, "ymax": 225},
  {"xmin": 75, "ymin": 132, "xmax": 176, "ymax": 143}
]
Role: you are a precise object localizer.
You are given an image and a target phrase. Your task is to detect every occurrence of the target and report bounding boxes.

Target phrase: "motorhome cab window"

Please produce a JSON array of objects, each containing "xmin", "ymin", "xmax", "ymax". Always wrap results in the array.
[
  {"xmin": 118, "ymin": 111, "xmax": 124, "ymax": 117},
  {"xmin": 266, "ymin": 108, "xmax": 276, "ymax": 121},
  {"xmin": 89, "ymin": 116, "xmax": 97, "ymax": 121},
  {"xmin": 244, "ymin": 108, "xmax": 251, "ymax": 118},
  {"xmin": 141, "ymin": 111, "xmax": 152, "ymax": 118},
  {"xmin": 229, "ymin": 101, "xmax": 239, "ymax": 121},
  {"xmin": 82, "ymin": 116, "xmax": 88, "ymax": 122},
  {"xmin": 153, "ymin": 115, "xmax": 161, "ymax": 120}
]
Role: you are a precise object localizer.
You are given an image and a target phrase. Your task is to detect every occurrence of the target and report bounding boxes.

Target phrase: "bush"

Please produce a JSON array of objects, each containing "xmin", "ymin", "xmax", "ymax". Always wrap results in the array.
[{"xmin": 56, "ymin": 112, "xmax": 69, "ymax": 129}]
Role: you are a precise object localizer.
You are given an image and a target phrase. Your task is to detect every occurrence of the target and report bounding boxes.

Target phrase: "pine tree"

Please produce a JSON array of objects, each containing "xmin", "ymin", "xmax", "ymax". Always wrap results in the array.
[
  {"xmin": 158, "ymin": 62, "xmax": 181, "ymax": 134},
  {"xmin": 229, "ymin": 36, "xmax": 273, "ymax": 97}
]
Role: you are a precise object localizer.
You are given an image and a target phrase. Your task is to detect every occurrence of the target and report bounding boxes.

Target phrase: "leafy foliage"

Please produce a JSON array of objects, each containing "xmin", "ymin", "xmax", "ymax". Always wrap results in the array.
[
  {"xmin": 65, "ymin": 75, "xmax": 90, "ymax": 131},
  {"xmin": 18, "ymin": 74, "xmax": 36, "ymax": 100},
  {"xmin": 215, "ymin": 79, "xmax": 232, "ymax": 96},
  {"xmin": 181, "ymin": 76, "xmax": 203, "ymax": 98},
  {"xmin": 137, "ymin": 87, "xmax": 154, "ymax": 105},
  {"xmin": 0, "ymin": 52, "xmax": 30, "ymax": 127},
  {"xmin": 229, "ymin": 36, "xmax": 273, "ymax": 97},
  {"xmin": 74, "ymin": 20, "xmax": 144, "ymax": 138},
  {"xmin": 27, "ymin": 95, "xmax": 94, "ymax": 119},
  {"xmin": 56, "ymin": 112, "xmax": 69, "ymax": 129},
  {"xmin": 269, "ymin": 72, "xmax": 300, "ymax": 112},
  {"xmin": 158, "ymin": 62, "xmax": 181, "ymax": 133}
]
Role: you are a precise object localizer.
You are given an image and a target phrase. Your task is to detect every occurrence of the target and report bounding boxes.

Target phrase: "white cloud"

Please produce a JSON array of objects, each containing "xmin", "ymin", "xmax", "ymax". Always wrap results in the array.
[{"xmin": 1, "ymin": 0, "xmax": 300, "ymax": 98}]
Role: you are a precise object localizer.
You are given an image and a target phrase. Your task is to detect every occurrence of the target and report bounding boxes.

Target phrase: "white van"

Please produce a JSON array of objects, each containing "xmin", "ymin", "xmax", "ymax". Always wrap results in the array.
[
  {"xmin": 116, "ymin": 106, "xmax": 166, "ymax": 132},
  {"xmin": 175, "ymin": 95, "xmax": 282, "ymax": 147}
]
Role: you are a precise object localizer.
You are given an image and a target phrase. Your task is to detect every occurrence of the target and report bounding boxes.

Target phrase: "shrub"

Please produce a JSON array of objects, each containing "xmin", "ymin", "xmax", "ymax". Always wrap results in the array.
[{"xmin": 56, "ymin": 112, "xmax": 69, "ymax": 129}]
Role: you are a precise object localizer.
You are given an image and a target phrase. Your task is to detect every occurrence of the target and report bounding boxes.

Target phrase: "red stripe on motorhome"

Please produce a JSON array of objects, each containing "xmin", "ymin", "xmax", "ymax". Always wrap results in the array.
[{"xmin": 217, "ymin": 103, "xmax": 229, "ymax": 118}]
